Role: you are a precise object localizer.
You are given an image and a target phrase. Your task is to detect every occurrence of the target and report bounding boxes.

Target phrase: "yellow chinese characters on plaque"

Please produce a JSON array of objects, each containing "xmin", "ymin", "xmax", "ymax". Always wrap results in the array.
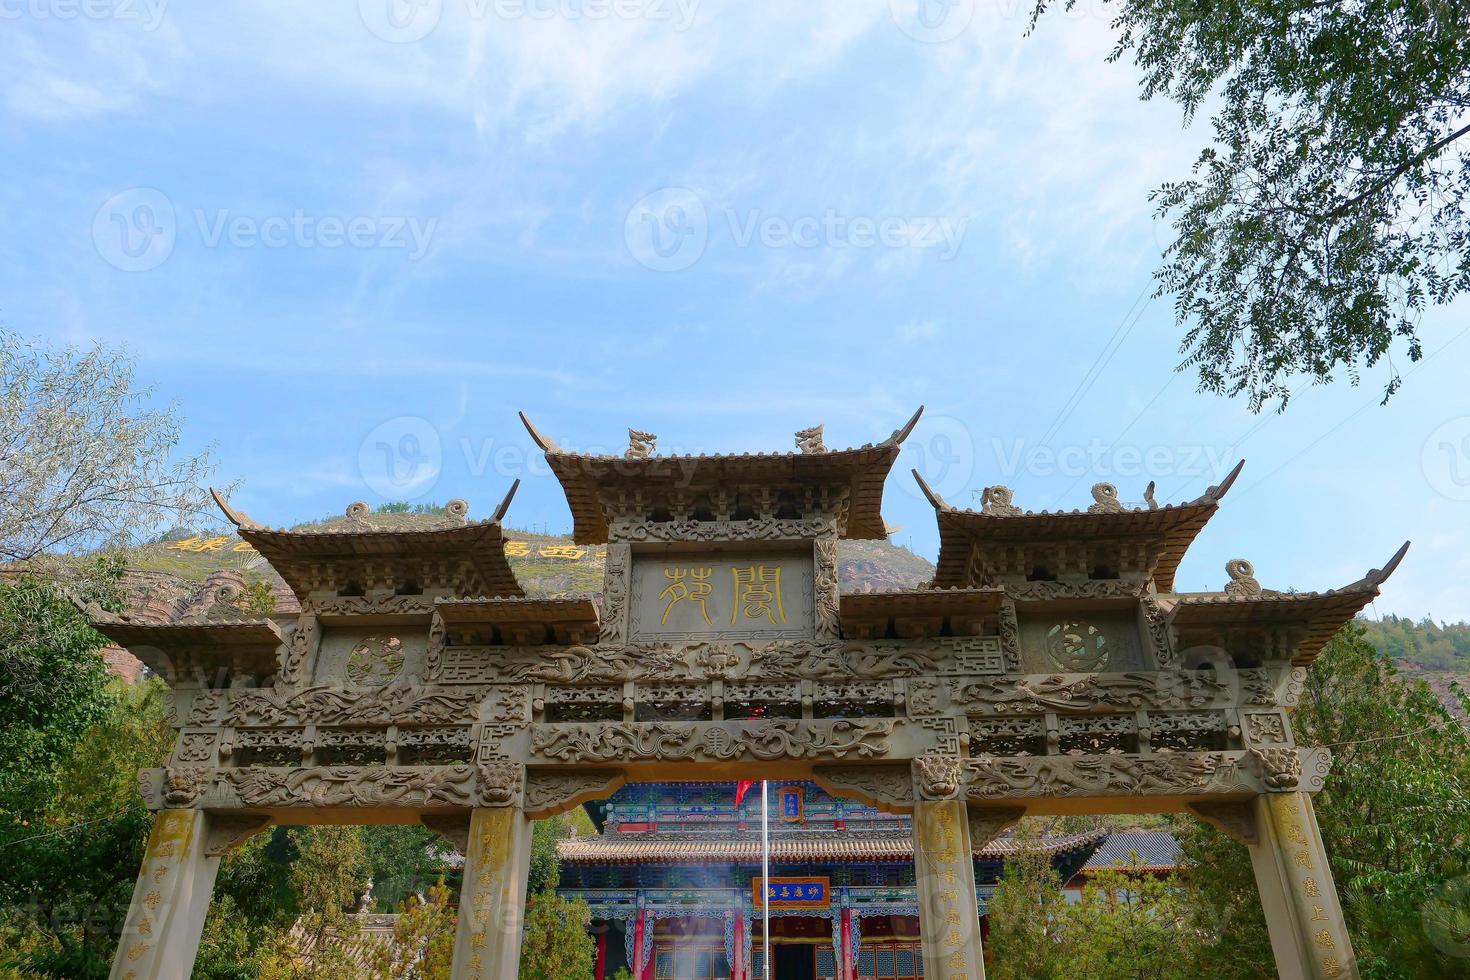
[{"xmin": 629, "ymin": 555, "xmax": 815, "ymax": 641}]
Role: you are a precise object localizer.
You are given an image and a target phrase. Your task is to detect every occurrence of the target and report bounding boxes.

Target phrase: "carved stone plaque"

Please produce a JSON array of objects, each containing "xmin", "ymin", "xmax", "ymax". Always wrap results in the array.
[{"xmin": 629, "ymin": 553, "xmax": 815, "ymax": 642}]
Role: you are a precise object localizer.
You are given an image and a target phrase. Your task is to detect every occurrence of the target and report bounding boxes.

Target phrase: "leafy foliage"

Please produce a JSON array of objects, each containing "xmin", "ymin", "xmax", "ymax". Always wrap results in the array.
[
  {"xmin": 1032, "ymin": 0, "xmax": 1470, "ymax": 409},
  {"xmin": 0, "ymin": 562, "xmax": 123, "ymax": 819},
  {"xmin": 0, "ymin": 331, "xmax": 221, "ymax": 560},
  {"xmin": 517, "ymin": 891, "xmax": 595, "ymax": 980},
  {"xmin": 367, "ymin": 881, "xmax": 455, "ymax": 980},
  {"xmin": 1360, "ymin": 614, "xmax": 1470, "ymax": 672},
  {"xmin": 987, "ymin": 843, "xmax": 1199, "ymax": 978}
]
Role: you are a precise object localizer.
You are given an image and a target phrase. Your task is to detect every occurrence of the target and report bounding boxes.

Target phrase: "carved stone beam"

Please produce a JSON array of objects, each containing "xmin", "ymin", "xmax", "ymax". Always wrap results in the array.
[
  {"xmin": 421, "ymin": 814, "xmax": 471, "ymax": 854},
  {"xmin": 1187, "ymin": 801, "xmax": 1259, "ymax": 845},
  {"xmin": 966, "ymin": 806, "xmax": 1026, "ymax": 849},
  {"xmin": 812, "ymin": 764, "xmax": 915, "ymax": 815},
  {"xmin": 524, "ymin": 769, "xmax": 626, "ymax": 820},
  {"xmin": 204, "ymin": 814, "xmax": 274, "ymax": 857}
]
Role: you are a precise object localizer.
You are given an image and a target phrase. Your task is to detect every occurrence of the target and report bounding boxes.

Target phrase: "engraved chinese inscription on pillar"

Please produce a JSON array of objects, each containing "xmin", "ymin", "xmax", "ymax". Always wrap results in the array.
[{"xmin": 628, "ymin": 554, "xmax": 815, "ymax": 641}]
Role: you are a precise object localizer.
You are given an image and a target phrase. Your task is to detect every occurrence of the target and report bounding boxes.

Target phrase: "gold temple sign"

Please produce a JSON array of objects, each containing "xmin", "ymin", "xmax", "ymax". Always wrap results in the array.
[{"xmin": 630, "ymin": 555, "xmax": 814, "ymax": 641}]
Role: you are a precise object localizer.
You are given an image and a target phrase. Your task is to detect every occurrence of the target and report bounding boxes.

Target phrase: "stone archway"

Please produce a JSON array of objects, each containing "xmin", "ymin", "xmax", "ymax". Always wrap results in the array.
[{"xmin": 94, "ymin": 412, "xmax": 1400, "ymax": 980}]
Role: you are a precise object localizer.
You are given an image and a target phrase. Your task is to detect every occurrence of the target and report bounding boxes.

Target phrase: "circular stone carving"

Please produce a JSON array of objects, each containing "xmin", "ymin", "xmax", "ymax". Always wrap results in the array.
[
  {"xmin": 1045, "ymin": 621, "xmax": 1110, "ymax": 671},
  {"xmin": 345, "ymin": 635, "xmax": 405, "ymax": 687},
  {"xmin": 444, "ymin": 499, "xmax": 469, "ymax": 520}
]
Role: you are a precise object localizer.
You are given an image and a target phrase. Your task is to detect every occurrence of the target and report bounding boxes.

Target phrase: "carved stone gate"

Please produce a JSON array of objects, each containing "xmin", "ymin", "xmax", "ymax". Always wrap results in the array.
[{"xmin": 92, "ymin": 409, "xmax": 1406, "ymax": 980}]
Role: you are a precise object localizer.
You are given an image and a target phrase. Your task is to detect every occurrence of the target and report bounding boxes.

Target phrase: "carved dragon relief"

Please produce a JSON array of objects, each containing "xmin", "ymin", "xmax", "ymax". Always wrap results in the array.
[
  {"xmin": 963, "ymin": 752, "xmax": 1236, "ymax": 800},
  {"xmin": 531, "ymin": 720, "xmax": 894, "ymax": 764},
  {"xmin": 188, "ymin": 683, "xmax": 493, "ymax": 728}
]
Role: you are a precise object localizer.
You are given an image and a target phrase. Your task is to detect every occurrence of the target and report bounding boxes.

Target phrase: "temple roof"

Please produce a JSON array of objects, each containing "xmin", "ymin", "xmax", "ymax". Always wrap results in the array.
[
  {"xmin": 519, "ymin": 409, "xmax": 924, "ymax": 544},
  {"xmin": 916, "ymin": 462, "xmax": 1244, "ymax": 593},
  {"xmin": 435, "ymin": 595, "xmax": 600, "ymax": 644},
  {"xmin": 210, "ymin": 484, "xmax": 524, "ymax": 601},
  {"xmin": 839, "ymin": 587, "xmax": 1004, "ymax": 638},
  {"xmin": 557, "ymin": 828, "xmax": 1106, "ymax": 865},
  {"xmin": 82, "ymin": 605, "xmax": 283, "ymax": 680},
  {"xmin": 1082, "ymin": 830, "xmax": 1181, "ymax": 873},
  {"xmin": 1168, "ymin": 542, "xmax": 1409, "ymax": 664}
]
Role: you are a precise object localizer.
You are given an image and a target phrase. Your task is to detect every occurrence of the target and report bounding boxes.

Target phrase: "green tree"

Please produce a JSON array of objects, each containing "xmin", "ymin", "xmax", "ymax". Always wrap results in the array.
[
  {"xmin": 0, "ymin": 654, "xmax": 173, "ymax": 977},
  {"xmin": 257, "ymin": 827, "xmax": 371, "ymax": 980},
  {"xmin": 1032, "ymin": 0, "xmax": 1470, "ymax": 409},
  {"xmin": 517, "ymin": 891, "xmax": 594, "ymax": 980},
  {"xmin": 985, "ymin": 839, "xmax": 1064, "ymax": 980},
  {"xmin": 1185, "ymin": 626, "xmax": 1470, "ymax": 978},
  {"xmin": 1054, "ymin": 867, "xmax": 1196, "ymax": 979},
  {"xmin": 361, "ymin": 826, "xmax": 453, "ymax": 912},
  {"xmin": 368, "ymin": 881, "xmax": 455, "ymax": 980},
  {"xmin": 0, "ymin": 562, "xmax": 123, "ymax": 820}
]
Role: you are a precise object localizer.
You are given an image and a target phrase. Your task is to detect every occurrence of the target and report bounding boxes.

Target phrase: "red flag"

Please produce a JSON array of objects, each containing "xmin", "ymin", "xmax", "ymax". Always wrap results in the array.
[{"xmin": 735, "ymin": 780, "xmax": 756, "ymax": 807}]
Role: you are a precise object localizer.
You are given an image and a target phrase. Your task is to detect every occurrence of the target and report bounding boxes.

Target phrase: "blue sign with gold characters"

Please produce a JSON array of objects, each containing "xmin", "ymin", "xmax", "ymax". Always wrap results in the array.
[
  {"xmin": 753, "ymin": 876, "xmax": 830, "ymax": 910},
  {"xmin": 779, "ymin": 786, "xmax": 803, "ymax": 823}
]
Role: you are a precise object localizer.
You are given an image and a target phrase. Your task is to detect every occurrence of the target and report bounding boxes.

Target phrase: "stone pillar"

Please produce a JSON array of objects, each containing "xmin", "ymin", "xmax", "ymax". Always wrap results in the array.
[
  {"xmin": 912, "ymin": 800, "xmax": 987, "ymax": 980},
  {"xmin": 449, "ymin": 807, "xmax": 533, "ymax": 980},
  {"xmin": 108, "ymin": 809, "xmax": 220, "ymax": 980},
  {"xmin": 1249, "ymin": 793, "xmax": 1358, "ymax": 980}
]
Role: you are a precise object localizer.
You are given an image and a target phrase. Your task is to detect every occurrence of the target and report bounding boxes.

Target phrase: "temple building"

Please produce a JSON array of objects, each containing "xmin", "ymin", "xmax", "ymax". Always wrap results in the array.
[{"xmin": 557, "ymin": 781, "xmax": 1105, "ymax": 980}]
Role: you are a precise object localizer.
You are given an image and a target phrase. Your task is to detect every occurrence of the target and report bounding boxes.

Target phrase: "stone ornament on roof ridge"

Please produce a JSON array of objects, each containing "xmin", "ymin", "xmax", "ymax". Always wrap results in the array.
[
  {"xmin": 518, "ymin": 406, "xmax": 924, "ymax": 459},
  {"xmin": 914, "ymin": 459, "xmax": 1246, "ymax": 517},
  {"xmin": 626, "ymin": 428, "xmax": 657, "ymax": 459},
  {"xmin": 209, "ymin": 482, "xmax": 517, "ymax": 534}
]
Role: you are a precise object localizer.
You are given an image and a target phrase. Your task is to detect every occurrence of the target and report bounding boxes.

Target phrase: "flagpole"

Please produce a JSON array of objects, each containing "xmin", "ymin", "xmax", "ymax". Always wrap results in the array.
[{"xmin": 761, "ymin": 780, "xmax": 770, "ymax": 980}]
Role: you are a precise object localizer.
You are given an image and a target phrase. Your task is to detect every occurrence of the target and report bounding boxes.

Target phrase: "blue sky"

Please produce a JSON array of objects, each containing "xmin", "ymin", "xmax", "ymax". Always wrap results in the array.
[{"xmin": 2, "ymin": 0, "xmax": 1468, "ymax": 619}]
